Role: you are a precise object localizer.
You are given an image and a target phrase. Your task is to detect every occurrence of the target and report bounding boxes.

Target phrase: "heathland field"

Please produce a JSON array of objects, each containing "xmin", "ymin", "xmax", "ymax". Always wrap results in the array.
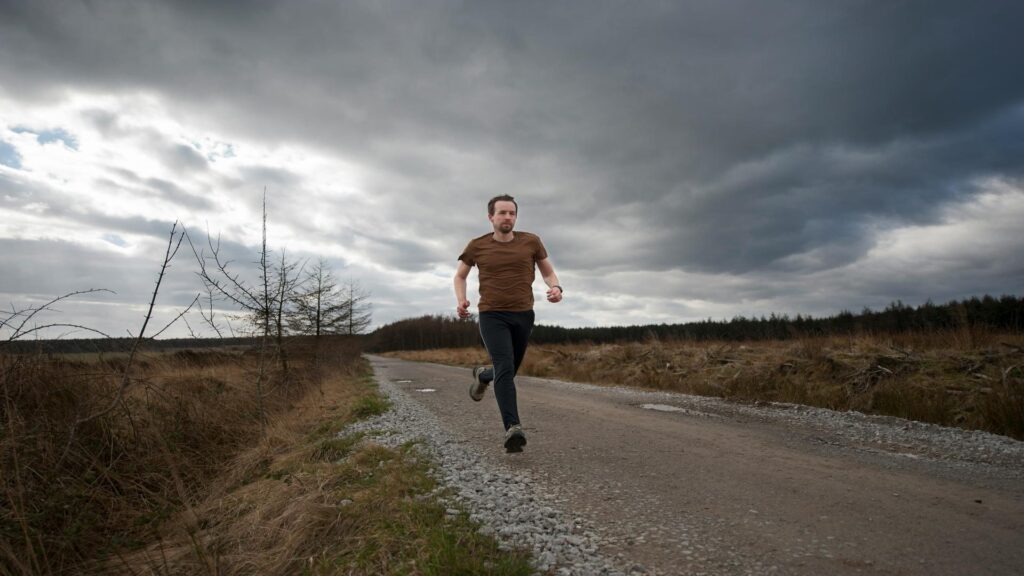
[
  {"xmin": 3, "ymin": 329, "xmax": 1021, "ymax": 574},
  {"xmin": 0, "ymin": 337, "xmax": 533, "ymax": 575},
  {"xmin": 385, "ymin": 330, "xmax": 1024, "ymax": 441}
]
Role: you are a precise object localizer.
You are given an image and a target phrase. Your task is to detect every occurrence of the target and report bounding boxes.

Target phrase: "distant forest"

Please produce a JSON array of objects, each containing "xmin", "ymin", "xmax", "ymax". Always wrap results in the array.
[
  {"xmin": 6, "ymin": 294, "xmax": 1021, "ymax": 355},
  {"xmin": 368, "ymin": 294, "xmax": 1024, "ymax": 352}
]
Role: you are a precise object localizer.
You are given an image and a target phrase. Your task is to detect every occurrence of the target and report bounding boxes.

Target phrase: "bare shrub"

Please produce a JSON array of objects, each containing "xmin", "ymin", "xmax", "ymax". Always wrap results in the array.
[{"xmin": 186, "ymin": 192, "xmax": 304, "ymax": 433}]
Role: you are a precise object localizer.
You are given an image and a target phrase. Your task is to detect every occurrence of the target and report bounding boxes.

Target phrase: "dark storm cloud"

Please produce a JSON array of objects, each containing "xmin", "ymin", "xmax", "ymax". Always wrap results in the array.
[
  {"xmin": 2, "ymin": 0, "xmax": 1023, "ymax": 327},
  {"xmin": 630, "ymin": 106, "xmax": 1024, "ymax": 274},
  {"xmin": 4, "ymin": 2, "xmax": 1022, "ymax": 151},
  {"xmin": 7, "ymin": 0, "xmax": 1019, "ymax": 276}
]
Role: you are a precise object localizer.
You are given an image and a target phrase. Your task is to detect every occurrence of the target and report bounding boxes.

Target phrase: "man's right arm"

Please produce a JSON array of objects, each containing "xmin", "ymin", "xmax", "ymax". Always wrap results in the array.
[{"xmin": 454, "ymin": 260, "xmax": 472, "ymax": 318}]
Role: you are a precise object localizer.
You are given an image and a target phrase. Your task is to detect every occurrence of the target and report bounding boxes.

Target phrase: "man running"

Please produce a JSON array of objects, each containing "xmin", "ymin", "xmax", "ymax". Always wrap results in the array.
[{"xmin": 454, "ymin": 194, "xmax": 563, "ymax": 453}]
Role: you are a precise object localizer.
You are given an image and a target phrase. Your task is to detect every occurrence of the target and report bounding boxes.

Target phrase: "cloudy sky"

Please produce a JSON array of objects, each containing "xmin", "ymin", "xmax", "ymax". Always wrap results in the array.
[{"xmin": 2, "ymin": 1, "xmax": 1022, "ymax": 339}]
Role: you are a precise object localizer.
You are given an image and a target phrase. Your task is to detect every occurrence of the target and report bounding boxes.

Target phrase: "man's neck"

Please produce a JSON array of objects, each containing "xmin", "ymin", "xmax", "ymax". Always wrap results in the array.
[{"xmin": 492, "ymin": 230, "xmax": 515, "ymax": 242}]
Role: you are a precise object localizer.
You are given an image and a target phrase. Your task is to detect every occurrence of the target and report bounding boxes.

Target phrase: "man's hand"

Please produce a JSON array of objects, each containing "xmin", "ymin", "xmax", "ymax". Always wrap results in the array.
[
  {"xmin": 546, "ymin": 286, "xmax": 563, "ymax": 303},
  {"xmin": 457, "ymin": 299, "xmax": 472, "ymax": 318}
]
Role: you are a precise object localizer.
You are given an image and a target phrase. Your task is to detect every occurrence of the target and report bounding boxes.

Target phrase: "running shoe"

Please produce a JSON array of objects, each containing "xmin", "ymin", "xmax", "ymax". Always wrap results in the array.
[
  {"xmin": 504, "ymin": 424, "xmax": 527, "ymax": 453},
  {"xmin": 469, "ymin": 366, "xmax": 490, "ymax": 401}
]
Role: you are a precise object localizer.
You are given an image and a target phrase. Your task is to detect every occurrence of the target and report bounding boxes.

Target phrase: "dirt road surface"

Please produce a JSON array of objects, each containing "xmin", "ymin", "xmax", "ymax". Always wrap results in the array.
[{"xmin": 368, "ymin": 355, "xmax": 1024, "ymax": 576}]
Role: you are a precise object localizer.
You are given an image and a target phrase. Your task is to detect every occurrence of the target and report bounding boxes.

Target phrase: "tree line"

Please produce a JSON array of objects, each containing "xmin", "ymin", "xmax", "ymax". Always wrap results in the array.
[
  {"xmin": 368, "ymin": 294, "xmax": 1024, "ymax": 352},
  {"xmin": 369, "ymin": 314, "xmax": 480, "ymax": 352}
]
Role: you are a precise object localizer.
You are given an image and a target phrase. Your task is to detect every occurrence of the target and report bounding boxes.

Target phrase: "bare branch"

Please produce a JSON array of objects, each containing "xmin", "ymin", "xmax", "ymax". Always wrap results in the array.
[
  {"xmin": 3, "ymin": 288, "xmax": 115, "ymax": 342},
  {"xmin": 183, "ymin": 226, "xmax": 261, "ymax": 312},
  {"xmin": 149, "ymin": 293, "xmax": 201, "ymax": 340},
  {"xmin": 182, "ymin": 315, "xmax": 200, "ymax": 339},
  {"xmin": 75, "ymin": 222, "xmax": 182, "ymax": 425},
  {"xmin": 197, "ymin": 286, "xmax": 224, "ymax": 338}
]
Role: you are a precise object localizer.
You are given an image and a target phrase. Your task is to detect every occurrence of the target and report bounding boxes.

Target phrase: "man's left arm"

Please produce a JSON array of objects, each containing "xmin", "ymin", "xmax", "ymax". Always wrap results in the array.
[{"xmin": 537, "ymin": 257, "xmax": 563, "ymax": 303}]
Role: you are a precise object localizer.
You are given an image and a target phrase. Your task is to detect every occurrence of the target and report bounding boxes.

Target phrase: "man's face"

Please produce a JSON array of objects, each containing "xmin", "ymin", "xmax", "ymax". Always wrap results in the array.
[{"xmin": 489, "ymin": 201, "xmax": 517, "ymax": 234}]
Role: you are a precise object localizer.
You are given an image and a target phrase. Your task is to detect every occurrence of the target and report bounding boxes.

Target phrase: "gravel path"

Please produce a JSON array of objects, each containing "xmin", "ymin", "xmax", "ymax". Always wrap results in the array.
[
  {"xmin": 345, "ymin": 368, "xmax": 620, "ymax": 575},
  {"xmin": 347, "ymin": 355, "xmax": 1024, "ymax": 576}
]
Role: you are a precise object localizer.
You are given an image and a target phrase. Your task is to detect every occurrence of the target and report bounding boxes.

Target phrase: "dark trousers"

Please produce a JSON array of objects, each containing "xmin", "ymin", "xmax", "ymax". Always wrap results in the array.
[{"xmin": 478, "ymin": 310, "xmax": 535, "ymax": 430}]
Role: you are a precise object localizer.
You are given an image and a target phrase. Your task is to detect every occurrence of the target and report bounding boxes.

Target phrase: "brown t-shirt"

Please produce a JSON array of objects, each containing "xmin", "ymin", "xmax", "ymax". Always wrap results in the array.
[{"xmin": 458, "ymin": 231, "xmax": 548, "ymax": 312}]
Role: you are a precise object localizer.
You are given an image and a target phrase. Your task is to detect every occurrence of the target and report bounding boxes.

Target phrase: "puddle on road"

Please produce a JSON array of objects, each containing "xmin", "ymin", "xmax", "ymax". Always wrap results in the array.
[{"xmin": 639, "ymin": 403, "xmax": 720, "ymax": 418}]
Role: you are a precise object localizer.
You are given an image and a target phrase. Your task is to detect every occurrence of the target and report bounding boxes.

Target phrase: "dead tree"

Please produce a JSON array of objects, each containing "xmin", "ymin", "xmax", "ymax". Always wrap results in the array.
[
  {"xmin": 288, "ymin": 258, "xmax": 351, "ymax": 337},
  {"xmin": 185, "ymin": 191, "xmax": 300, "ymax": 434},
  {"xmin": 271, "ymin": 249, "xmax": 303, "ymax": 376},
  {"xmin": 340, "ymin": 280, "xmax": 373, "ymax": 335}
]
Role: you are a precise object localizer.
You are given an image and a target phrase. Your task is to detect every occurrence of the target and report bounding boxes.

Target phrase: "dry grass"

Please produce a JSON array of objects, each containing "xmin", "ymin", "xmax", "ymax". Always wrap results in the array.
[
  {"xmin": 386, "ymin": 330, "xmax": 1024, "ymax": 440},
  {"xmin": 2, "ymin": 337, "xmax": 535, "ymax": 575},
  {"xmin": 0, "ymin": 338, "xmax": 352, "ymax": 573},
  {"xmin": 105, "ymin": 361, "xmax": 532, "ymax": 575}
]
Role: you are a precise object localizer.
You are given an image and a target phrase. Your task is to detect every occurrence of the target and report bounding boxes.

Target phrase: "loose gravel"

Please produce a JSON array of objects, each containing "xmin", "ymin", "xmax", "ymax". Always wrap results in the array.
[
  {"xmin": 343, "ymin": 372, "xmax": 1024, "ymax": 576},
  {"xmin": 344, "ymin": 376, "xmax": 624, "ymax": 576}
]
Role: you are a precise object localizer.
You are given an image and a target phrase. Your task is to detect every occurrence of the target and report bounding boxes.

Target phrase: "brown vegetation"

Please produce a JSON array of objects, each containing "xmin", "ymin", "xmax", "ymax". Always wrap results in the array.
[
  {"xmin": 0, "ymin": 337, "xmax": 361, "ymax": 573},
  {"xmin": 2, "ymin": 336, "xmax": 534, "ymax": 575},
  {"xmin": 385, "ymin": 330, "xmax": 1024, "ymax": 440},
  {"xmin": 105, "ymin": 349, "xmax": 531, "ymax": 575}
]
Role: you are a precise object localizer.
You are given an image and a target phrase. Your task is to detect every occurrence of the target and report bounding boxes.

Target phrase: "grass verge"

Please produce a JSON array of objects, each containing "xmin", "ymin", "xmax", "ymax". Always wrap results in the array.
[{"xmin": 105, "ymin": 360, "xmax": 534, "ymax": 575}]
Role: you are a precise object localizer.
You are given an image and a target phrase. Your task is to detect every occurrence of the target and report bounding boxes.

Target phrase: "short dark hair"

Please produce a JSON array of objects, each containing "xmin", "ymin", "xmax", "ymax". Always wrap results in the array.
[{"xmin": 488, "ymin": 194, "xmax": 518, "ymax": 216}]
